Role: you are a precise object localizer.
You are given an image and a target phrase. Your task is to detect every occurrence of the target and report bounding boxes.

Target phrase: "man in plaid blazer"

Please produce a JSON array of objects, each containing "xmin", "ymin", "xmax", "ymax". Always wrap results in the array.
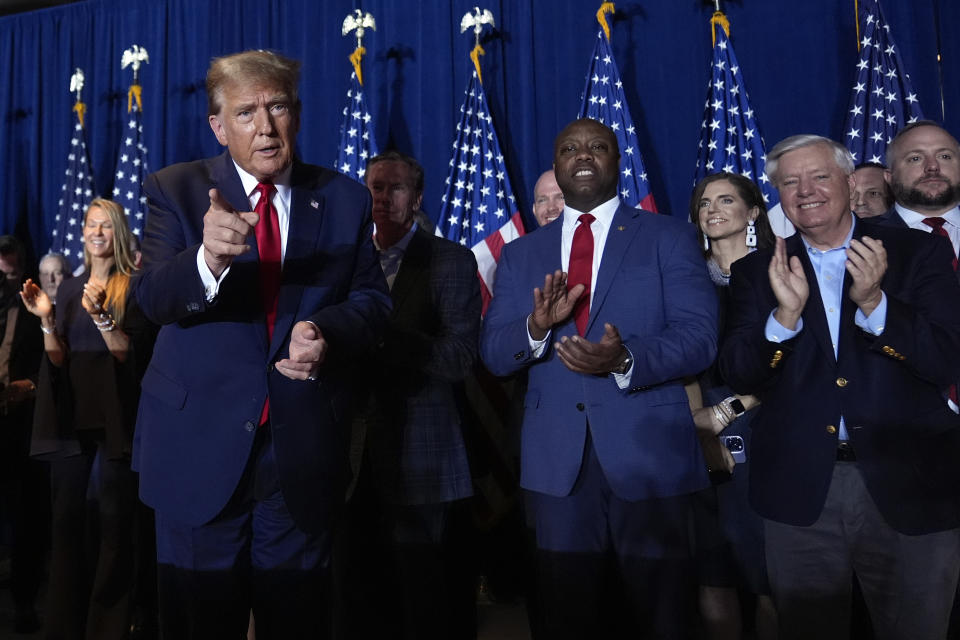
[{"xmin": 336, "ymin": 151, "xmax": 481, "ymax": 640}]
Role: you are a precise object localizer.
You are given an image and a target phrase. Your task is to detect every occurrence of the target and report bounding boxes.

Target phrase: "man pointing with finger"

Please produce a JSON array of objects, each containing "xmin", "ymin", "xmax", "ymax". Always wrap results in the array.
[
  {"xmin": 133, "ymin": 50, "xmax": 390, "ymax": 639},
  {"xmin": 480, "ymin": 118, "xmax": 718, "ymax": 638},
  {"xmin": 719, "ymin": 135, "xmax": 960, "ymax": 639}
]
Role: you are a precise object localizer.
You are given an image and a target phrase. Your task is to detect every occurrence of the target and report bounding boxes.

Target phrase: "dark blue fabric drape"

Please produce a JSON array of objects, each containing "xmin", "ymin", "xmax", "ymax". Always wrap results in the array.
[{"xmin": 0, "ymin": 0, "xmax": 954, "ymax": 261}]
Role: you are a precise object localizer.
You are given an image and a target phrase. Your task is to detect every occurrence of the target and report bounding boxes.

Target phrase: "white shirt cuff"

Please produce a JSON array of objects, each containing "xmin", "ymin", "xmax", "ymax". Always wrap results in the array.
[
  {"xmin": 526, "ymin": 315, "xmax": 550, "ymax": 358},
  {"xmin": 197, "ymin": 246, "xmax": 230, "ymax": 302}
]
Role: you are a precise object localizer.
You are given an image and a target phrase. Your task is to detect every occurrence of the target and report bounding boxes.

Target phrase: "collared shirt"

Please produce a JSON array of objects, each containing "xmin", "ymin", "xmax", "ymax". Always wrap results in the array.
[
  {"xmin": 198, "ymin": 162, "xmax": 293, "ymax": 300},
  {"xmin": 373, "ymin": 222, "xmax": 418, "ymax": 290},
  {"xmin": 894, "ymin": 203, "xmax": 960, "ymax": 413},
  {"xmin": 895, "ymin": 203, "xmax": 960, "ymax": 257},
  {"xmin": 765, "ymin": 214, "xmax": 888, "ymax": 440},
  {"xmin": 527, "ymin": 195, "xmax": 633, "ymax": 387}
]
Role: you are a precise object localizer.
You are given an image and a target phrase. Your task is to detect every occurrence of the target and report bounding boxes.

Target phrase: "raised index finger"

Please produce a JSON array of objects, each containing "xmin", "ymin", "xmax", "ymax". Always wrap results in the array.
[{"xmin": 208, "ymin": 188, "xmax": 236, "ymax": 214}]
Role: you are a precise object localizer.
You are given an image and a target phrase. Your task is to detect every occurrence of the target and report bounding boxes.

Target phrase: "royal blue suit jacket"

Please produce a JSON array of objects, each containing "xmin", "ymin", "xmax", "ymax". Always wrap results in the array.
[
  {"xmin": 719, "ymin": 220, "xmax": 960, "ymax": 534},
  {"xmin": 480, "ymin": 203, "xmax": 717, "ymax": 501},
  {"xmin": 133, "ymin": 152, "xmax": 391, "ymax": 534}
]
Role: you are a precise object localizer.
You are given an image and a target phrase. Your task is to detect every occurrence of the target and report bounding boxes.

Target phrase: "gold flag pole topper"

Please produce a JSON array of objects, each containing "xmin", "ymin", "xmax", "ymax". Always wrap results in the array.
[
  {"xmin": 70, "ymin": 68, "xmax": 86, "ymax": 128},
  {"xmin": 342, "ymin": 9, "xmax": 376, "ymax": 86},
  {"xmin": 121, "ymin": 44, "xmax": 149, "ymax": 113},
  {"xmin": 460, "ymin": 6, "xmax": 495, "ymax": 84}
]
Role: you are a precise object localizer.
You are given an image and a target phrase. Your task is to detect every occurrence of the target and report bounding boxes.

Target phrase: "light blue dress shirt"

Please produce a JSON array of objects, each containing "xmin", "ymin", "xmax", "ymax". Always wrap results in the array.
[{"xmin": 764, "ymin": 214, "xmax": 887, "ymax": 440}]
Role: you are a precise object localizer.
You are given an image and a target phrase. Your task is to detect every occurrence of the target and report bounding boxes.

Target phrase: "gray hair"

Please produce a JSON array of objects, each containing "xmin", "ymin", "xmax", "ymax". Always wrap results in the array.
[{"xmin": 765, "ymin": 135, "xmax": 854, "ymax": 186}]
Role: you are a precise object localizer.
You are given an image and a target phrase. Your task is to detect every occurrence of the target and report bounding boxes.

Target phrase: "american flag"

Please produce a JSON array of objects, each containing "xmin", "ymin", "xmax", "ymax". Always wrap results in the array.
[
  {"xmin": 50, "ymin": 105, "xmax": 96, "ymax": 271},
  {"xmin": 112, "ymin": 89, "xmax": 149, "ymax": 238},
  {"xmin": 843, "ymin": 0, "xmax": 923, "ymax": 164},
  {"xmin": 436, "ymin": 70, "xmax": 524, "ymax": 314},
  {"xmin": 578, "ymin": 29, "xmax": 657, "ymax": 213},
  {"xmin": 693, "ymin": 16, "xmax": 779, "ymax": 209},
  {"xmin": 335, "ymin": 71, "xmax": 378, "ymax": 182}
]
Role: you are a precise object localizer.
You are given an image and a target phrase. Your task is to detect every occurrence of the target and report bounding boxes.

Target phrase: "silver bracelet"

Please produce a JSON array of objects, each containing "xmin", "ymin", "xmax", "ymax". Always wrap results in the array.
[{"xmin": 98, "ymin": 323, "xmax": 116, "ymax": 332}]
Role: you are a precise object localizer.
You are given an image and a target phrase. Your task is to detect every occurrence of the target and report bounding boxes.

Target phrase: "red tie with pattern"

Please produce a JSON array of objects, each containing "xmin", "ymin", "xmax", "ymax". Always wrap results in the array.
[
  {"xmin": 923, "ymin": 216, "xmax": 958, "ymax": 272},
  {"xmin": 921, "ymin": 216, "xmax": 958, "ymax": 404},
  {"xmin": 567, "ymin": 213, "xmax": 595, "ymax": 336},
  {"xmin": 254, "ymin": 182, "xmax": 281, "ymax": 424}
]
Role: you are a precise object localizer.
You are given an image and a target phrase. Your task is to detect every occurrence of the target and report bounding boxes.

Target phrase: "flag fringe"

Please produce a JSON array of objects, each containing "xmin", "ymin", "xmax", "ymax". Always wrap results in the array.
[
  {"xmin": 470, "ymin": 43, "xmax": 485, "ymax": 84},
  {"xmin": 349, "ymin": 46, "xmax": 366, "ymax": 85},
  {"xmin": 597, "ymin": 2, "xmax": 615, "ymax": 42},
  {"xmin": 711, "ymin": 11, "xmax": 730, "ymax": 47},
  {"xmin": 72, "ymin": 100, "xmax": 86, "ymax": 129},
  {"xmin": 127, "ymin": 84, "xmax": 142, "ymax": 113}
]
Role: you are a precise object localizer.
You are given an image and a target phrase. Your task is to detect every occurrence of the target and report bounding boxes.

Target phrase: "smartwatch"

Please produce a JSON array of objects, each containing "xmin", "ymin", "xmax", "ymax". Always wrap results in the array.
[
  {"xmin": 728, "ymin": 397, "xmax": 746, "ymax": 417},
  {"xmin": 611, "ymin": 349, "xmax": 633, "ymax": 375}
]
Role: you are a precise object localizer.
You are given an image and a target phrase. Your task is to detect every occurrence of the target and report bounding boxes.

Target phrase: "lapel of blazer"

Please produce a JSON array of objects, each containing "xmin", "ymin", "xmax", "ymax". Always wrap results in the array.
[
  {"xmin": 269, "ymin": 161, "xmax": 325, "ymax": 359},
  {"xmin": 789, "ymin": 233, "xmax": 837, "ymax": 364},
  {"xmin": 390, "ymin": 228, "xmax": 429, "ymax": 313},
  {"xmin": 588, "ymin": 203, "xmax": 642, "ymax": 336}
]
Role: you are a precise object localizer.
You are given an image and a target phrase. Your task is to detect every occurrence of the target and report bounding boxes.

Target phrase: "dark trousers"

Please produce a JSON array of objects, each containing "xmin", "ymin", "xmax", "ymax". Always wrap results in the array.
[
  {"xmin": 46, "ymin": 441, "xmax": 138, "ymax": 640},
  {"xmin": 0, "ymin": 454, "xmax": 48, "ymax": 613},
  {"xmin": 525, "ymin": 437, "xmax": 696, "ymax": 640},
  {"xmin": 334, "ymin": 466, "xmax": 476, "ymax": 640},
  {"xmin": 765, "ymin": 462, "xmax": 960, "ymax": 640},
  {"xmin": 155, "ymin": 425, "xmax": 332, "ymax": 640}
]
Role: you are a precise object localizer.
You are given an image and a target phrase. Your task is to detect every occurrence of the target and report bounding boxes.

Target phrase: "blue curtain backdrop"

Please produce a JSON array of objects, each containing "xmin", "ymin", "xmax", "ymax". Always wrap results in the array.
[{"xmin": 0, "ymin": 0, "xmax": 956, "ymax": 262}]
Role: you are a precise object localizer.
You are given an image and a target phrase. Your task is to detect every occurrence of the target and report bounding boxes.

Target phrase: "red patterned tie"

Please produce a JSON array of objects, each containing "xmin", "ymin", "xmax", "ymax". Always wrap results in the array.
[
  {"xmin": 567, "ymin": 213, "xmax": 595, "ymax": 336},
  {"xmin": 922, "ymin": 216, "xmax": 958, "ymax": 272},
  {"xmin": 921, "ymin": 216, "xmax": 958, "ymax": 404},
  {"xmin": 254, "ymin": 182, "xmax": 281, "ymax": 424}
]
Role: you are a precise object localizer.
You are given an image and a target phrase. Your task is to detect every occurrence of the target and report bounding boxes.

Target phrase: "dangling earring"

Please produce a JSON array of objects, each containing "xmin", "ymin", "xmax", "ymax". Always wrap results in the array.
[
  {"xmin": 703, "ymin": 233, "xmax": 710, "ymax": 252},
  {"xmin": 746, "ymin": 219, "xmax": 757, "ymax": 247}
]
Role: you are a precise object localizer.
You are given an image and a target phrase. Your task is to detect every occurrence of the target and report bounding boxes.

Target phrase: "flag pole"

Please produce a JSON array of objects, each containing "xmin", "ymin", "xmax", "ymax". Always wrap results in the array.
[{"xmin": 854, "ymin": 0, "xmax": 860, "ymax": 51}]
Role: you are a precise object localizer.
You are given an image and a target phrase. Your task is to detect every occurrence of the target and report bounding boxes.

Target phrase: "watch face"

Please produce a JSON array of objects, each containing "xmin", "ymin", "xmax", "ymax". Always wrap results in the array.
[{"xmin": 729, "ymin": 398, "xmax": 746, "ymax": 415}]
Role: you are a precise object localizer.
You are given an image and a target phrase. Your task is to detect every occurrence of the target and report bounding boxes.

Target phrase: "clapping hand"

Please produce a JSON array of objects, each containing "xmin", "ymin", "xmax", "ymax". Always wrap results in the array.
[
  {"xmin": 528, "ymin": 270, "xmax": 586, "ymax": 341},
  {"xmin": 768, "ymin": 237, "xmax": 808, "ymax": 330},
  {"xmin": 20, "ymin": 279, "xmax": 52, "ymax": 320}
]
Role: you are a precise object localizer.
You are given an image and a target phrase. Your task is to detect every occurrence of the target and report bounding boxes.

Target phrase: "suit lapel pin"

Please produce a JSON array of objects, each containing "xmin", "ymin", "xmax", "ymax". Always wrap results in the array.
[
  {"xmin": 617, "ymin": 225, "xmax": 626, "ymax": 231},
  {"xmin": 310, "ymin": 199, "xmax": 320, "ymax": 209}
]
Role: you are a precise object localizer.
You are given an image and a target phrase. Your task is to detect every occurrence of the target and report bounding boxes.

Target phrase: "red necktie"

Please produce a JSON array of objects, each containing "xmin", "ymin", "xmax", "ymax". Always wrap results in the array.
[
  {"xmin": 921, "ymin": 216, "xmax": 958, "ymax": 405},
  {"xmin": 568, "ymin": 213, "xmax": 595, "ymax": 336},
  {"xmin": 922, "ymin": 217, "xmax": 958, "ymax": 272},
  {"xmin": 254, "ymin": 182, "xmax": 281, "ymax": 424},
  {"xmin": 254, "ymin": 182, "xmax": 282, "ymax": 338}
]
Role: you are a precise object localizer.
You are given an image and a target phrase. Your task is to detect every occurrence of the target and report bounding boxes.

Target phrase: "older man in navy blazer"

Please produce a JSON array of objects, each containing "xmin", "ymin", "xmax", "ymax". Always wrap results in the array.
[
  {"xmin": 719, "ymin": 135, "xmax": 960, "ymax": 640},
  {"xmin": 481, "ymin": 118, "xmax": 717, "ymax": 638},
  {"xmin": 133, "ymin": 50, "xmax": 390, "ymax": 639}
]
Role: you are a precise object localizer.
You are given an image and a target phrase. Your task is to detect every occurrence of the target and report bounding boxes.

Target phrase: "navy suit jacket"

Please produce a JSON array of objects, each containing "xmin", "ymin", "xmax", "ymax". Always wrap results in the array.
[
  {"xmin": 133, "ymin": 152, "xmax": 391, "ymax": 534},
  {"xmin": 358, "ymin": 228, "xmax": 480, "ymax": 505},
  {"xmin": 480, "ymin": 203, "xmax": 717, "ymax": 501},
  {"xmin": 719, "ymin": 220, "xmax": 960, "ymax": 534}
]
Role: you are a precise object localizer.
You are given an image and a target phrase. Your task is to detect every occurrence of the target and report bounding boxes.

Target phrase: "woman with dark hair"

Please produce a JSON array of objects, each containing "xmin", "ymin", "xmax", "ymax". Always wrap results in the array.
[
  {"xmin": 21, "ymin": 198, "xmax": 153, "ymax": 639},
  {"xmin": 686, "ymin": 173, "xmax": 777, "ymax": 640}
]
